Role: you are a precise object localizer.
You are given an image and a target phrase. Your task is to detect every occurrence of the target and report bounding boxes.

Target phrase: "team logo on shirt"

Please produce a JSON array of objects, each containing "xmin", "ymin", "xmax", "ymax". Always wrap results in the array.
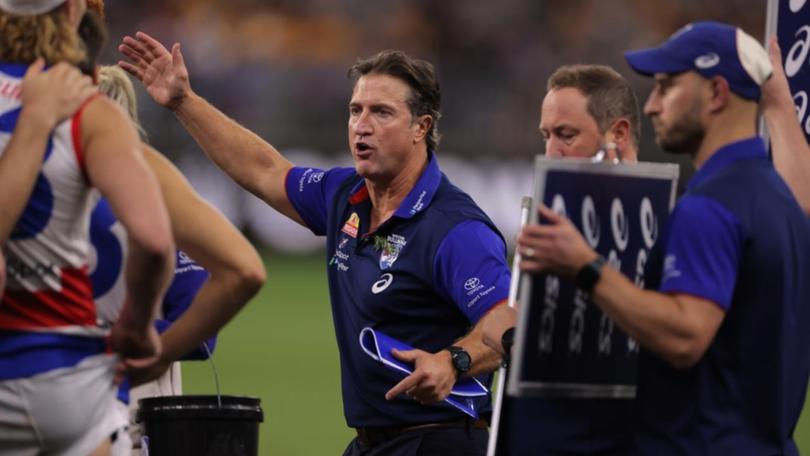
[
  {"xmin": 371, "ymin": 273, "xmax": 394, "ymax": 294},
  {"xmin": 378, "ymin": 234, "xmax": 407, "ymax": 270},
  {"xmin": 341, "ymin": 212, "xmax": 360, "ymax": 238}
]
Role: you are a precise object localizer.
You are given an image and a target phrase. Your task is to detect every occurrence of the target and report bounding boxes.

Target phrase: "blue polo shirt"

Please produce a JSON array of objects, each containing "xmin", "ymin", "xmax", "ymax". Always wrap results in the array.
[
  {"xmin": 639, "ymin": 138, "xmax": 810, "ymax": 455},
  {"xmin": 285, "ymin": 153, "xmax": 510, "ymax": 427}
]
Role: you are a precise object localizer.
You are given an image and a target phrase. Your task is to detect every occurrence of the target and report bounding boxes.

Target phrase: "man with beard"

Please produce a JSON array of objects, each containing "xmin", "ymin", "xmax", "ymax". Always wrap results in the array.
[{"xmin": 515, "ymin": 21, "xmax": 810, "ymax": 454}]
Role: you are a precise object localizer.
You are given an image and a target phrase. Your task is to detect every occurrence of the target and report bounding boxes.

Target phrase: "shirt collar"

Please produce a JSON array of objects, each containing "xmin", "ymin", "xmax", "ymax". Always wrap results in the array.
[
  {"xmin": 687, "ymin": 137, "xmax": 767, "ymax": 190},
  {"xmin": 347, "ymin": 152, "xmax": 442, "ymax": 219}
]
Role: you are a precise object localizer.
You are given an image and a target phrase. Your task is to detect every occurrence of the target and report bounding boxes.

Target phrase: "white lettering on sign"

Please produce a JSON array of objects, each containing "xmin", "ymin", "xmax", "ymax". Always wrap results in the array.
[
  {"xmin": 569, "ymin": 289, "xmax": 588, "ymax": 354},
  {"xmin": 539, "ymin": 275, "xmax": 559, "ymax": 353}
]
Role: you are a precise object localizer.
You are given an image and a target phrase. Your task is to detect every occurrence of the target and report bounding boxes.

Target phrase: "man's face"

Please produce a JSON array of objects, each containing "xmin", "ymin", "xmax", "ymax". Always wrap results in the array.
[
  {"xmin": 348, "ymin": 74, "xmax": 423, "ymax": 182},
  {"xmin": 539, "ymin": 87, "xmax": 603, "ymax": 158},
  {"xmin": 644, "ymin": 72, "xmax": 706, "ymax": 156}
]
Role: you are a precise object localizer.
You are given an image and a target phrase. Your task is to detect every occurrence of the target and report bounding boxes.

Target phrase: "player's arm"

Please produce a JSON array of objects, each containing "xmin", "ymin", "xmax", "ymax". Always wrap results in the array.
[
  {"xmin": 0, "ymin": 60, "xmax": 96, "ymax": 243},
  {"xmin": 127, "ymin": 145, "xmax": 265, "ymax": 385},
  {"xmin": 762, "ymin": 36, "xmax": 810, "ymax": 214},
  {"xmin": 82, "ymin": 97, "xmax": 174, "ymax": 358},
  {"xmin": 117, "ymin": 32, "xmax": 301, "ymax": 224},
  {"xmin": 520, "ymin": 204, "xmax": 726, "ymax": 369}
]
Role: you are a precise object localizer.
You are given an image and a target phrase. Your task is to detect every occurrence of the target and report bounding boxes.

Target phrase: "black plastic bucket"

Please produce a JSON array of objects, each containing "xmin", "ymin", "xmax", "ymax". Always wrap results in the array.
[{"xmin": 137, "ymin": 395, "xmax": 263, "ymax": 456}]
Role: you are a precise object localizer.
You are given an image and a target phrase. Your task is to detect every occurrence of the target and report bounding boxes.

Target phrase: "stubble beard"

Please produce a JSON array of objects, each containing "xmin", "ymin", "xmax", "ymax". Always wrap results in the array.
[{"xmin": 654, "ymin": 100, "xmax": 705, "ymax": 157}]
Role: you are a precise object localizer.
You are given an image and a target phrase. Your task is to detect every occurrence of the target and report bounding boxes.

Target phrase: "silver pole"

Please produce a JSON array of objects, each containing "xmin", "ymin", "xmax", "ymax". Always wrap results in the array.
[{"xmin": 486, "ymin": 196, "xmax": 533, "ymax": 456}]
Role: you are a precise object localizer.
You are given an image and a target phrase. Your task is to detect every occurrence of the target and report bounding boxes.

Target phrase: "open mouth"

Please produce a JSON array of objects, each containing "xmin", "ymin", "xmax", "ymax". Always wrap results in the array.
[{"xmin": 355, "ymin": 142, "xmax": 374, "ymax": 156}]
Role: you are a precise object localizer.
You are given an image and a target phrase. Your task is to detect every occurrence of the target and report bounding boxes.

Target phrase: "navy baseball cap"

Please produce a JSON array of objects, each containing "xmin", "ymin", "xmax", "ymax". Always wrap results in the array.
[{"xmin": 625, "ymin": 21, "xmax": 772, "ymax": 101}]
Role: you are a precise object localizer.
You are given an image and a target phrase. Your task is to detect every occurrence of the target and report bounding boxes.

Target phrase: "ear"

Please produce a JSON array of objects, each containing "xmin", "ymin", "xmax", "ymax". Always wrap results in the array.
[
  {"xmin": 412, "ymin": 114, "xmax": 432, "ymax": 144},
  {"xmin": 66, "ymin": 0, "xmax": 86, "ymax": 28},
  {"xmin": 707, "ymin": 75, "xmax": 731, "ymax": 113},
  {"xmin": 605, "ymin": 117, "xmax": 635, "ymax": 161}
]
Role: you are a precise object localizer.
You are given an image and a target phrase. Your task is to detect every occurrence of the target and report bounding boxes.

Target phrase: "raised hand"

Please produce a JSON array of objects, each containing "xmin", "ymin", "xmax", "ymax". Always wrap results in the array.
[
  {"xmin": 760, "ymin": 35, "xmax": 794, "ymax": 114},
  {"xmin": 21, "ymin": 59, "xmax": 97, "ymax": 129},
  {"xmin": 118, "ymin": 31, "xmax": 190, "ymax": 110}
]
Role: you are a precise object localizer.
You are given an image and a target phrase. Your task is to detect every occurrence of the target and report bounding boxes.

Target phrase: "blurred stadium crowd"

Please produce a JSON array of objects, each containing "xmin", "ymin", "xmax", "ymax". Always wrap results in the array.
[{"xmin": 101, "ymin": 0, "xmax": 767, "ymax": 252}]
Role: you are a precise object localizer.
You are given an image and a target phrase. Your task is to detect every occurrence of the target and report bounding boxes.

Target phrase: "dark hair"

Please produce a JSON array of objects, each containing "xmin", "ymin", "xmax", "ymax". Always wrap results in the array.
[
  {"xmin": 349, "ymin": 50, "xmax": 442, "ymax": 152},
  {"xmin": 77, "ymin": 10, "xmax": 106, "ymax": 76},
  {"xmin": 547, "ymin": 64, "xmax": 641, "ymax": 147}
]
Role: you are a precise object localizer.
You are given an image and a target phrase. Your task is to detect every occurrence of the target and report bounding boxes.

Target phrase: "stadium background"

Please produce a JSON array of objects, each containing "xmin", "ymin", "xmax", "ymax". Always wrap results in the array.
[{"xmin": 96, "ymin": 0, "xmax": 806, "ymax": 453}]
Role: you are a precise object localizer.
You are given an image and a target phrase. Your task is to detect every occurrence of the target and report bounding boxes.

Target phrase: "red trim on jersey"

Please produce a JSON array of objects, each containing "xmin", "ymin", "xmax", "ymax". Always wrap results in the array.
[
  {"xmin": 348, "ymin": 185, "xmax": 370, "ymax": 205},
  {"xmin": 0, "ymin": 266, "xmax": 96, "ymax": 330},
  {"xmin": 70, "ymin": 93, "xmax": 102, "ymax": 182}
]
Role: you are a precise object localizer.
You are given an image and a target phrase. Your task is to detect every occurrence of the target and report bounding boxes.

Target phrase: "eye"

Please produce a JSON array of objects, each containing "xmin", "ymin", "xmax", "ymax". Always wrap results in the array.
[
  {"xmin": 349, "ymin": 105, "xmax": 361, "ymax": 116},
  {"xmin": 558, "ymin": 131, "xmax": 576, "ymax": 143},
  {"xmin": 374, "ymin": 107, "xmax": 392, "ymax": 118}
]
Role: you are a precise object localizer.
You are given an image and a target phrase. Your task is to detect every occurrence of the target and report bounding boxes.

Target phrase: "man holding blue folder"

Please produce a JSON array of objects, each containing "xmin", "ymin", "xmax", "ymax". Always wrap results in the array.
[{"xmin": 119, "ymin": 33, "xmax": 510, "ymax": 455}]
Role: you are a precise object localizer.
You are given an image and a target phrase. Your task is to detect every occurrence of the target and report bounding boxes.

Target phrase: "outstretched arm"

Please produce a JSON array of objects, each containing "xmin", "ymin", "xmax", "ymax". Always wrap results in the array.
[
  {"xmin": 118, "ymin": 32, "xmax": 302, "ymax": 224},
  {"xmin": 762, "ymin": 35, "xmax": 810, "ymax": 214},
  {"xmin": 128, "ymin": 145, "xmax": 266, "ymax": 385},
  {"xmin": 0, "ymin": 60, "xmax": 97, "ymax": 243}
]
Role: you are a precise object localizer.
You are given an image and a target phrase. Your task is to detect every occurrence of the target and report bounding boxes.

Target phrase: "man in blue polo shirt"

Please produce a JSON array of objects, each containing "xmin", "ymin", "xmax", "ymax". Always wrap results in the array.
[
  {"xmin": 119, "ymin": 33, "xmax": 509, "ymax": 455},
  {"xmin": 517, "ymin": 21, "xmax": 810, "ymax": 455}
]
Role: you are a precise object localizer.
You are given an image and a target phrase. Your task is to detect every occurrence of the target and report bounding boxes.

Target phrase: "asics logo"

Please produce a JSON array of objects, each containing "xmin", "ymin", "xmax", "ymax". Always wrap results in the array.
[
  {"xmin": 695, "ymin": 53, "xmax": 720, "ymax": 69},
  {"xmin": 371, "ymin": 273, "xmax": 393, "ymax": 294}
]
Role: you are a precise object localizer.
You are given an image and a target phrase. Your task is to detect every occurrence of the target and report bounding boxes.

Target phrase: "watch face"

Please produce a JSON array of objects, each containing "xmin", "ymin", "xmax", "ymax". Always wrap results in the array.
[{"xmin": 451, "ymin": 347, "xmax": 471, "ymax": 372}]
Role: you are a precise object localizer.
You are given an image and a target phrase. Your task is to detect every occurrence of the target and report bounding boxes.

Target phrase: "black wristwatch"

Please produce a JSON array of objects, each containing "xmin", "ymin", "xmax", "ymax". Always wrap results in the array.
[
  {"xmin": 446, "ymin": 346, "xmax": 472, "ymax": 378},
  {"xmin": 575, "ymin": 255, "xmax": 606, "ymax": 293},
  {"xmin": 501, "ymin": 327, "xmax": 516, "ymax": 368}
]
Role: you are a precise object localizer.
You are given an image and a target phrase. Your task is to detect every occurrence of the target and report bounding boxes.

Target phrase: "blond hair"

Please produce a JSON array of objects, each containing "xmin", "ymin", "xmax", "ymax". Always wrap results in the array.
[
  {"xmin": 98, "ymin": 65, "xmax": 147, "ymax": 140},
  {"xmin": 0, "ymin": 6, "xmax": 86, "ymax": 65}
]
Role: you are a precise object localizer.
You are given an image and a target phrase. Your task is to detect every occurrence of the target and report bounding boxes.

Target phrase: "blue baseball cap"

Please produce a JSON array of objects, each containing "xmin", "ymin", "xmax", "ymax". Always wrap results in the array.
[{"xmin": 625, "ymin": 21, "xmax": 772, "ymax": 101}]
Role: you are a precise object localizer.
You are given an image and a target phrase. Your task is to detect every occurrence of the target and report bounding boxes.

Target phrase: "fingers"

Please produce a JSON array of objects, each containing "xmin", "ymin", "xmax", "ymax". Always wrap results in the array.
[
  {"xmin": 390, "ymin": 348, "xmax": 418, "ymax": 362},
  {"xmin": 386, "ymin": 372, "xmax": 422, "ymax": 400},
  {"xmin": 136, "ymin": 31, "xmax": 171, "ymax": 57},
  {"xmin": 23, "ymin": 58, "xmax": 46, "ymax": 79},
  {"xmin": 768, "ymin": 35, "xmax": 782, "ymax": 63},
  {"xmin": 537, "ymin": 203, "xmax": 564, "ymax": 224},
  {"xmin": 117, "ymin": 60, "xmax": 143, "ymax": 80},
  {"xmin": 118, "ymin": 42, "xmax": 149, "ymax": 70}
]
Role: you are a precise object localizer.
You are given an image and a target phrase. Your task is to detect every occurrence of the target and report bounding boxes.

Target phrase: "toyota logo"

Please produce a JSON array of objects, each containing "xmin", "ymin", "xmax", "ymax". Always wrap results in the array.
[{"xmin": 464, "ymin": 277, "xmax": 480, "ymax": 290}]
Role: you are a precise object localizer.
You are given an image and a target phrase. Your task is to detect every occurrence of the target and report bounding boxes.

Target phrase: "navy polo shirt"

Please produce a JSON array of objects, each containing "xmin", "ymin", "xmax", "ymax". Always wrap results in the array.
[
  {"xmin": 639, "ymin": 138, "xmax": 810, "ymax": 455},
  {"xmin": 285, "ymin": 153, "xmax": 510, "ymax": 427}
]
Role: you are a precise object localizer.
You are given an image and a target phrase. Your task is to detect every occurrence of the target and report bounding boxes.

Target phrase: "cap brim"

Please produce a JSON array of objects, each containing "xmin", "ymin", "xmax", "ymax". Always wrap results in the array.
[{"xmin": 624, "ymin": 47, "xmax": 691, "ymax": 77}]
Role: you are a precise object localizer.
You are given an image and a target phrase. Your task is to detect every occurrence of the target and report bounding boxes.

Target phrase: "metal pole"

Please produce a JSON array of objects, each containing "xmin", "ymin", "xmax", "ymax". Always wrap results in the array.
[{"xmin": 486, "ymin": 196, "xmax": 532, "ymax": 456}]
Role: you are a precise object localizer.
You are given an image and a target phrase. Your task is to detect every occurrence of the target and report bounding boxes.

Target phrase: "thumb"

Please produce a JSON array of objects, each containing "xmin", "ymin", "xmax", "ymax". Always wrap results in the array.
[
  {"xmin": 24, "ymin": 58, "xmax": 46, "ymax": 79},
  {"xmin": 391, "ymin": 349, "xmax": 419, "ymax": 363},
  {"xmin": 172, "ymin": 43, "xmax": 185, "ymax": 67}
]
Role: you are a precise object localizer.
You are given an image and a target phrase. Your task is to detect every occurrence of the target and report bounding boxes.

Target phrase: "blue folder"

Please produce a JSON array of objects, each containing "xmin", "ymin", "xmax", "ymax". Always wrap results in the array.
[{"xmin": 359, "ymin": 327, "xmax": 489, "ymax": 419}]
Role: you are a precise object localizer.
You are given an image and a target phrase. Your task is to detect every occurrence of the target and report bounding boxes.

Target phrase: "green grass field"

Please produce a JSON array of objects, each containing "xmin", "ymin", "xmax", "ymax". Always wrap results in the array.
[{"xmin": 183, "ymin": 252, "xmax": 810, "ymax": 454}]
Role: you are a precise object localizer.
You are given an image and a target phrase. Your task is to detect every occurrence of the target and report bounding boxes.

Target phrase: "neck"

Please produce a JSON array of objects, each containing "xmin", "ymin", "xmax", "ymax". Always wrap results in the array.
[
  {"xmin": 693, "ymin": 103, "xmax": 758, "ymax": 169},
  {"xmin": 366, "ymin": 150, "xmax": 429, "ymax": 231}
]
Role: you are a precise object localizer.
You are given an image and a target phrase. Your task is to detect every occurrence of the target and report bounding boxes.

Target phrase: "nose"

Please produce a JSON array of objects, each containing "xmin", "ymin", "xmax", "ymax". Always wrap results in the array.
[
  {"xmin": 351, "ymin": 109, "xmax": 373, "ymax": 137},
  {"xmin": 544, "ymin": 136, "xmax": 565, "ymax": 158},
  {"xmin": 643, "ymin": 91, "xmax": 660, "ymax": 117}
]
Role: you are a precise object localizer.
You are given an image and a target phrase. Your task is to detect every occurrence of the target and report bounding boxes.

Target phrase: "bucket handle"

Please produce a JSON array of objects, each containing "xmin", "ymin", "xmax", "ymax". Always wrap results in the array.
[{"xmin": 202, "ymin": 341, "xmax": 222, "ymax": 409}]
